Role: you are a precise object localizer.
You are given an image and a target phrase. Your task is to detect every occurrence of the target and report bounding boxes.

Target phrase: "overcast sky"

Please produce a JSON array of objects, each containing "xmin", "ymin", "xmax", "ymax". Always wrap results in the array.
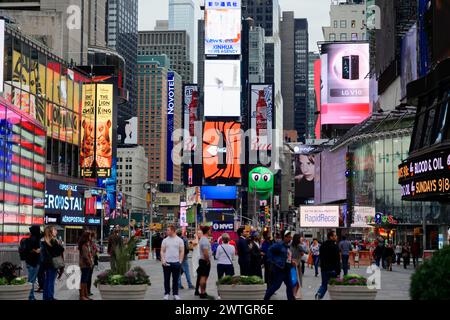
[{"xmin": 138, "ymin": 0, "xmax": 331, "ymax": 51}]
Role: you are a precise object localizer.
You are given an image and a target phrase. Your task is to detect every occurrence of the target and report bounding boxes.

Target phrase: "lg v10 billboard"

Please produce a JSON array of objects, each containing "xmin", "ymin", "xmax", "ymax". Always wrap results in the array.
[{"xmin": 320, "ymin": 42, "xmax": 371, "ymax": 125}]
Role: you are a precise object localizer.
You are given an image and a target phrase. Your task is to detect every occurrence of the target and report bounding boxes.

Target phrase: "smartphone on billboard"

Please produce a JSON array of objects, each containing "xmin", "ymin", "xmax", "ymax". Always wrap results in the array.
[{"xmin": 342, "ymin": 55, "xmax": 360, "ymax": 80}]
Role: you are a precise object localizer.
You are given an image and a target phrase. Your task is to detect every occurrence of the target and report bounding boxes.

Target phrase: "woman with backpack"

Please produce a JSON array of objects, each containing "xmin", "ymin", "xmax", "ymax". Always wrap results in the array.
[
  {"xmin": 40, "ymin": 226, "xmax": 64, "ymax": 301},
  {"xmin": 216, "ymin": 233, "xmax": 235, "ymax": 279}
]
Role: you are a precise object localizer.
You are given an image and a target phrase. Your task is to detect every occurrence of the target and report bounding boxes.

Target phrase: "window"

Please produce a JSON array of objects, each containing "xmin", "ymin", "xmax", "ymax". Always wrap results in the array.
[
  {"xmin": 351, "ymin": 20, "xmax": 356, "ymax": 28},
  {"xmin": 329, "ymin": 33, "xmax": 336, "ymax": 41},
  {"xmin": 333, "ymin": 20, "xmax": 338, "ymax": 28},
  {"xmin": 351, "ymin": 33, "xmax": 358, "ymax": 41},
  {"xmin": 340, "ymin": 20, "xmax": 347, "ymax": 28},
  {"xmin": 340, "ymin": 33, "xmax": 347, "ymax": 41}
]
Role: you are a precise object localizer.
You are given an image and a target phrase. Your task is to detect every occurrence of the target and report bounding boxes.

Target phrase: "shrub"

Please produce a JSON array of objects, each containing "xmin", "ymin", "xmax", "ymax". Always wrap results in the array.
[
  {"xmin": 410, "ymin": 245, "xmax": 450, "ymax": 300},
  {"xmin": 94, "ymin": 267, "xmax": 151, "ymax": 287},
  {"xmin": 329, "ymin": 274, "xmax": 370, "ymax": 286},
  {"xmin": 217, "ymin": 275, "xmax": 264, "ymax": 286},
  {"xmin": 0, "ymin": 262, "xmax": 26, "ymax": 286}
]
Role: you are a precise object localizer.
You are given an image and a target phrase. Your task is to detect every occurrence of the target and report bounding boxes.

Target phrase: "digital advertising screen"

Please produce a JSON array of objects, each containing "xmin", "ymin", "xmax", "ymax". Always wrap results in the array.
[
  {"xmin": 250, "ymin": 84, "xmax": 273, "ymax": 151},
  {"xmin": 399, "ymin": 149, "xmax": 450, "ymax": 201},
  {"xmin": 167, "ymin": 71, "xmax": 175, "ymax": 182},
  {"xmin": 203, "ymin": 121, "xmax": 242, "ymax": 181},
  {"xmin": 204, "ymin": 60, "xmax": 241, "ymax": 117},
  {"xmin": 95, "ymin": 84, "xmax": 113, "ymax": 178},
  {"xmin": 183, "ymin": 84, "xmax": 199, "ymax": 152},
  {"xmin": 294, "ymin": 153, "xmax": 316, "ymax": 206},
  {"xmin": 401, "ymin": 24, "xmax": 418, "ymax": 99},
  {"xmin": 299, "ymin": 206, "xmax": 340, "ymax": 228},
  {"xmin": 201, "ymin": 186, "xmax": 238, "ymax": 200},
  {"xmin": 320, "ymin": 42, "xmax": 371, "ymax": 125},
  {"xmin": 117, "ymin": 116, "xmax": 138, "ymax": 145},
  {"xmin": 205, "ymin": 1, "xmax": 241, "ymax": 55},
  {"xmin": 81, "ymin": 84, "xmax": 96, "ymax": 178}
]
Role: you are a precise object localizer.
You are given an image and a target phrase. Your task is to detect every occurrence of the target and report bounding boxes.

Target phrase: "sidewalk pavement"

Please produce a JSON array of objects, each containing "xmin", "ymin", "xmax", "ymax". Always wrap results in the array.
[{"xmin": 33, "ymin": 257, "xmax": 414, "ymax": 300}]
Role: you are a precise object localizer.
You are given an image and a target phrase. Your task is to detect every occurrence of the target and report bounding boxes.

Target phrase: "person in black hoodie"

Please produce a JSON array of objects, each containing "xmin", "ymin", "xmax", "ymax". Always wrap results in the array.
[
  {"xmin": 315, "ymin": 231, "xmax": 341, "ymax": 300},
  {"xmin": 25, "ymin": 225, "xmax": 42, "ymax": 300},
  {"xmin": 237, "ymin": 227, "xmax": 251, "ymax": 276}
]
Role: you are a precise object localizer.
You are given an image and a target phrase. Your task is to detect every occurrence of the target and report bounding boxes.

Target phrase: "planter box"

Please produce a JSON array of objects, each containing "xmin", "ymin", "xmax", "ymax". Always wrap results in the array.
[
  {"xmin": 0, "ymin": 283, "xmax": 32, "ymax": 300},
  {"xmin": 98, "ymin": 284, "xmax": 149, "ymax": 300},
  {"xmin": 217, "ymin": 284, "xmax": 267, "ymax": 300},
  {"xmin": 328, "ymin": 285, "xmax": 378, "ymax": 300}
]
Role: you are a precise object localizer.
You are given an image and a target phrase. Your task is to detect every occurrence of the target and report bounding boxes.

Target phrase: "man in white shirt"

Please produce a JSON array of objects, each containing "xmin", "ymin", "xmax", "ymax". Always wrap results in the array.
[{"xmin": 161, "ymin": 225, "xmax": 185, "ymax": 300}]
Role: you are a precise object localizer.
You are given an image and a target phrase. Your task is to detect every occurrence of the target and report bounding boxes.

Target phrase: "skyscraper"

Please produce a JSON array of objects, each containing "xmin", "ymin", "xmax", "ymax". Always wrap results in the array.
[
  {"xmin": 138, "ymin": 30, "xmax": 193, "ymax": 83},
  {"xmin": 169, "ymin": 0, "xmax": 196, "ymax": 71},
  {"xmin": 242, "ymin": 0, "xmax": 283, "ymax": 168},
  {"xmin": 0, "ymin": 0, "xmax": 107, "ymax": 65},
  {"xmin": 106, "ymin": 0, "xmax": 139, "ymax": 118},
  {"xmin": 137, "ymin": 55, "xmax": 182, "ymax": 183},
  {"xmin": 248, "ymin": 26, "xmax": 265, "ymax": 83},
  {"xmin": 281, "ymin": 13, "xmax": 309, "ymax": 142}
]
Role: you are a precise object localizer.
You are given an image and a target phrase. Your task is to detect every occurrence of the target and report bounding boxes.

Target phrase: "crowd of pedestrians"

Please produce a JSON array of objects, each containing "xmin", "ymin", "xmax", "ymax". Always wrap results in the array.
[{"xmin": 19, "ymin": 223, "xmax": 422, "ymax": 301}]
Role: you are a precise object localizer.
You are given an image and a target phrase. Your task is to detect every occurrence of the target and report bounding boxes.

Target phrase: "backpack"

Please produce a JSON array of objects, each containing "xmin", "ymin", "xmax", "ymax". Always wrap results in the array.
[{"xmin": 19, "ymin": 238, "xmax": 29, "ymax": 261}]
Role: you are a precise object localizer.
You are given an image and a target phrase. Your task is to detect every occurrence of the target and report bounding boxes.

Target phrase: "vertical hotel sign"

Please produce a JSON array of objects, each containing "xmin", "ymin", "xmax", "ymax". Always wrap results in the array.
[
  {"xmin": 81, "ymin": 84, "xmax": 96, "ymax": 178},
  {"xmin": 167, "ymin": 72, "xmax": 175, "ymax": 182},
  {"xmin": 95, "ymin": 84, "xmax": 113, "ymax": 178},
  {"xmin": 0, "ymin": 20, "xmax": 4, "ymax": 94}
]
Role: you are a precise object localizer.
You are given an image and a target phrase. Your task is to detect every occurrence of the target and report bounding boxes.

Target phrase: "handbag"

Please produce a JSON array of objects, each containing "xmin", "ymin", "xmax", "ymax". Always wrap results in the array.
[
  {"xmin": 290, "ymin": 266, "xmax": 298, "ymax": 286},
  {"xmin": 52, "ymin": 255, "xmax": 65, "ymax": 269}
]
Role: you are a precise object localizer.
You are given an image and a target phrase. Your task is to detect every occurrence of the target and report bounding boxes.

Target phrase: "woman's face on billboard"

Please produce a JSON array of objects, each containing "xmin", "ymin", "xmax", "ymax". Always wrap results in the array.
[{"xmin": 300, "ymin": 155, "xmax": 314, "ymax": 178}]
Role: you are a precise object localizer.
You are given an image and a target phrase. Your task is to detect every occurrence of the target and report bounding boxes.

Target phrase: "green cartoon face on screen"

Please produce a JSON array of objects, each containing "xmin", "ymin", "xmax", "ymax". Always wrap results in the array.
[{"xmin": 249, "ymin": 167, "xmax": 274, "ymax": 195}]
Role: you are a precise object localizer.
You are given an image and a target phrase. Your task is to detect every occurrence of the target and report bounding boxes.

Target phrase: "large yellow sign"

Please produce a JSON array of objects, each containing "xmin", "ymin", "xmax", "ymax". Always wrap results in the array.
[{"xmin": 96, "ymin": 84, "xmax": 113, "ymax": 178}]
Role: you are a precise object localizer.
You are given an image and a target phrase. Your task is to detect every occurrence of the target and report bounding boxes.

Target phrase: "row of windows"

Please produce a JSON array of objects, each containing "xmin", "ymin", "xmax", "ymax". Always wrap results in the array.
[
  {"xmin": 329, "ymin": 33, "xmax": 364, "ymax": 41},
  {"xmin": 333, "ymin": 20, "xmax": 364, "ymax": 29}
]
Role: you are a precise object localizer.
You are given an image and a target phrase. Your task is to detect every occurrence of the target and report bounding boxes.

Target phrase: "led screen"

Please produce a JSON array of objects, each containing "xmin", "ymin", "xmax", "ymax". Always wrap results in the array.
[
  {"xmin": 201, "ymin": 186, "xmax": 238, "ymax": 200},
  {"xmin": 320, "ymin": 42, "xmax": 371, "ymax": 125},
  {"xmin": 203, "ymin": 121, "xmax": 242, "ymax": 180},
  {"xmin": 205, "ymin": 1, "xmax": 241, "ymax": 55},
  {"xmin": 204, "ymin": 60, "xmax": 241, "ymax": 117},
  {"xmin": 250, "ymin": 84, "xmax": 273, "ymax": 151}
]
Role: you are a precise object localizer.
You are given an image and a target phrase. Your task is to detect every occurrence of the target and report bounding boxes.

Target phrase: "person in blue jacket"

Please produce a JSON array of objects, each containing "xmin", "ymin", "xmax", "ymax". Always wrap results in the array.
[{"xmin": 264, "ymin": 230, "xmax": 295, "ymax": 301}]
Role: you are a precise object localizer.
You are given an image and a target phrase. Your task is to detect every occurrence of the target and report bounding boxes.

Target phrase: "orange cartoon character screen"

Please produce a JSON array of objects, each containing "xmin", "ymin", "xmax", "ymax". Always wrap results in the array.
[{"xmin": 203, "ymin": 122, "xmax": 242, "ymax": 180}]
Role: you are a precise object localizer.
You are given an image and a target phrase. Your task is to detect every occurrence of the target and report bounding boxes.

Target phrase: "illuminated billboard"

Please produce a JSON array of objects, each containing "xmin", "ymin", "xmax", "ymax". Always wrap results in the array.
[
  {"xmin": 250, "ymin": 84, "xmax": 273, "ymax": 151},
  {"xmin": 183, "ymin": 85, "xmax": 199, "ymax": 152},
  {"xmin": 81, "ymin": 84, "xmax": 96, "ymax": 178},
  {"xmin": 80, "ymin": 83, "xmax": 113, "ymax": 178},
  {"xmin": 0, "ymin": 20, "xmax": 4, "ymax": 94},
  {"xmin": 294, "ymin": 153, "xmax": 316, "ymax": 206},
  {"xmin": 320, "ymin": 42, "xmax": 371, "ymax": 125},
  {"xmin": 204, "ymin": 60, "xmax": 241, "ymax": 117},
  {"xmin": 118, "ymin": 116, "xmax": 138, "ymax": 145},
  {"xmin": 95, "ymin": 84, "xmax": 113, "ymax": 178},
  {"xmin": 205, "ymin": 1, "xmax": 241, "ymax": 55},
  {"xmin": 203, "ymin": 122, "xmax": 242, "ymax": 180},
  {"xmin": 299, "ymin": 206, "xmax": 340, "ymax": 228}
]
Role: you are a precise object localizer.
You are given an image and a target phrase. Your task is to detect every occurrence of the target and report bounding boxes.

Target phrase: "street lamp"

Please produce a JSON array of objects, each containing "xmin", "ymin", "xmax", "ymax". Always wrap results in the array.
[{"xmin": 144, "ymin": 182, "xmax": 158, "ymax": 258}]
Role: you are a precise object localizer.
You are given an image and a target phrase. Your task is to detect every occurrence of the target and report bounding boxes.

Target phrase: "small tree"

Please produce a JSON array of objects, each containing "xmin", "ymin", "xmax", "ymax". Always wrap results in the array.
[{"xmin": 410, "ymin": 245, "xmax": 450, "ymax": 300}]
